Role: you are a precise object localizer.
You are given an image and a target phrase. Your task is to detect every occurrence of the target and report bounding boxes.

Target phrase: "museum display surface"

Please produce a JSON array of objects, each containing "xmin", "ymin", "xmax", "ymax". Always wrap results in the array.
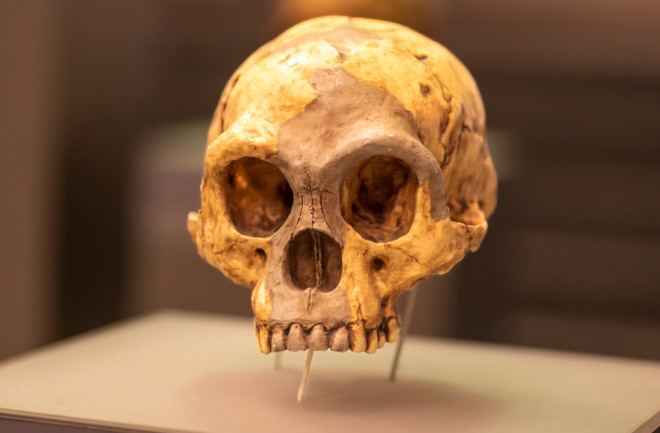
[{"xmin": 1, "ymin": 311, "xmax": 659, "ymax": 433}]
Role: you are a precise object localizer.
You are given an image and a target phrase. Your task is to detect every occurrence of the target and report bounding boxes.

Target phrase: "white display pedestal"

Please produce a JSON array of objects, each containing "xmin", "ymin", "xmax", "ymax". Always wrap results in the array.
[{"xmin": 0, "ymin": 311, "xmax": 658, "ymax": 433}]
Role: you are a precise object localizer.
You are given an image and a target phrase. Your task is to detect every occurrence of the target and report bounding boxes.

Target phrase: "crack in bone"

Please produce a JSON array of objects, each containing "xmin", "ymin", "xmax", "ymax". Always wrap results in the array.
[{"xmin": 312, "ymin": 229, "xmax": 323, "ymax": 290}]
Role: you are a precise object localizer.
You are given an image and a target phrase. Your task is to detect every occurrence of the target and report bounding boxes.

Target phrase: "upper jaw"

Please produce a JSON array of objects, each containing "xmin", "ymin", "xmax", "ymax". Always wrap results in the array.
[{"xmin": 255, "ymin": 316, "xmax": 401, "ymax": 354}]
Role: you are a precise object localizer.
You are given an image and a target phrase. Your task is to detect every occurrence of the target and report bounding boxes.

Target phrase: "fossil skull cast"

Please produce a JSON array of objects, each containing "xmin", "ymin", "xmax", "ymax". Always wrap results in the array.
[{"xmin": 188, "ymin": 16, "xmax": 497, "ymax": 354}]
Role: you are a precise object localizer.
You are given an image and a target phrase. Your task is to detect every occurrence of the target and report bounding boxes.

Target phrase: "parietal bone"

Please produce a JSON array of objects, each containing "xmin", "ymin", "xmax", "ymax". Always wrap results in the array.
[{"xmin": 188, "ymin": 16, "xmax": 497, "ymax": 354}]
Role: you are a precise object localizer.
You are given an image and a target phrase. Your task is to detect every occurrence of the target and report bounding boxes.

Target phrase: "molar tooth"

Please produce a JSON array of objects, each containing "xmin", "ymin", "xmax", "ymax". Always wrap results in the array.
[
  {"xmin": 287, "ymin": 323, "xmax": 307, "ymax": 351},
  {"xmin": 329, "ymin": 327, "xmax": 349, "ymax": 352},
  {"xmin": 349, "ymin": 321, "xmax": 366, "ymax": 352},
  {"xmin": 365, "ymin": 329, "xmax": 378, "ymax": 354},
  {"xmin": 378, "ymin": 329, "xmax": 386, "ymax": 348},
  {"xmin": 270, "ymin": 327, "xmax": 285, "ymax": 352},
  {"xmin": 308, "ymin": 324, "xmax": 328, "ymax": 350},
  {"xmin": 386, "ymin": 316, "xmax": 400, "ymax": 342}
]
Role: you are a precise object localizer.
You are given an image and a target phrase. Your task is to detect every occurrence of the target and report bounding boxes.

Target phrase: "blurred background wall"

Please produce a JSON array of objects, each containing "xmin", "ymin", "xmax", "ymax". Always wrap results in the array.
[{"xmin": 1, "ymin": 0, "xmax": 658, "ymax": 361}]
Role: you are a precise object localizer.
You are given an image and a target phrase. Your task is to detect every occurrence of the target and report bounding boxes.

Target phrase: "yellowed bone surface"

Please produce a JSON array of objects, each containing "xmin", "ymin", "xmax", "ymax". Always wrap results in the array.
[{"xmin": 189, "ymin": 16, "xmax": 497, "ymax": 353}]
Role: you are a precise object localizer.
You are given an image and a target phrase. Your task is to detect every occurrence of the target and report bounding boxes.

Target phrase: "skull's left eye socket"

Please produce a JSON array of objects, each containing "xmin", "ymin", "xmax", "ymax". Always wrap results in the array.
[
  {"xmin": 340, "ymin": 156, "xmax": 417, "ymax": 242},
  {"xmin": 224, "ymin": 157, "xmax": 293, "ymax": 237}
]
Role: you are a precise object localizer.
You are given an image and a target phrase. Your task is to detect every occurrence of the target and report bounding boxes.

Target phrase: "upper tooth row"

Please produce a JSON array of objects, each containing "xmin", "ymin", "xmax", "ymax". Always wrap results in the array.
[
  {"xmin": 257, "ymin": 317, "xmax": 400, "ymax": 354},
  {"xmin": 272, "ymin": 323, "xmax": 350, "ymax": 352}
]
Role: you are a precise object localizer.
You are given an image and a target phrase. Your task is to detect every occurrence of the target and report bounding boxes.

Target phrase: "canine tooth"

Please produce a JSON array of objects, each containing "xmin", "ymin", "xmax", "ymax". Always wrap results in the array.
[
  {"xmin": 349, "ymin": 321, "xmax": 366, "ymax": 352},
  {"xmin": 365, "ymin": 329, "xmax": 378, "ymax": 354},
  {"xmin": 271, "ymin": 327, "xmax": 285, "ymax": 352},
  {"xmin": 258, "ymin": 325, "xmax": 271, "ymax": 354},
  {"xmin": 287, "ymin": 323, "xmax": 307, "ymax": 351},
  {"xmin": 386, "ymin": 316, "xmax": 400, "ymax": 342},
  {"xmin": 329, "ymin": 327, "xmax": 349, "ymax": 352},
  {"xmin": 308, "ymin": 324, "xmax": 328, "ymax": 350},
  {"xmin": 378, "ymin": 329, "xmax": 386, "ymax": 348}
]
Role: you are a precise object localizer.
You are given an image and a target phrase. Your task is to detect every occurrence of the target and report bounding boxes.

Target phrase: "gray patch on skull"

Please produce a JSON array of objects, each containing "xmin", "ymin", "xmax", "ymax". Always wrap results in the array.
[{"xmin": 263, "ymin": 66, "xmax": 448, "ymax": 336}]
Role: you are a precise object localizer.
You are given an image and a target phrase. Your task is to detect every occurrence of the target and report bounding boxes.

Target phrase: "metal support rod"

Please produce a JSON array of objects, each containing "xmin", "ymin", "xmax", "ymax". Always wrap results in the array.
[
  {"xmin": 273, "ymin": 351, "xmax": 282, "ymax": 370},
  {"xmin": 389, "ymin": 286, "xmax": 419, "ymax": 382},
  {"xmin": 297, "ymin": 349, "xmax": 314, "ymax": 402}
]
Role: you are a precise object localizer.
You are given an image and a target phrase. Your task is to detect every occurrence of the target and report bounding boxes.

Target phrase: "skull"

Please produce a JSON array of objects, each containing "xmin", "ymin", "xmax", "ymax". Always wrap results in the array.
[{"xmin": 188, "ymin": 16, "xmax": 496, "ymax": 354}]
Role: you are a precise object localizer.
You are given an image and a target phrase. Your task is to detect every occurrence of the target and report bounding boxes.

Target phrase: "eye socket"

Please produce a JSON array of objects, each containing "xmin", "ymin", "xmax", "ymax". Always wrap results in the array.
[
  {"xmin": 224, "ymin": 157, "xmax": 293, "ymax": 237},
  {"xmin": 341, "ymin": 156, "xmax": 417, "ymax": 242}
]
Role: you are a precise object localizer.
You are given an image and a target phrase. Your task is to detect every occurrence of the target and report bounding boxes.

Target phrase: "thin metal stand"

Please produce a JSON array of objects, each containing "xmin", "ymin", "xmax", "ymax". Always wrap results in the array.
[
  {"xmin": 273, "ymin": 352, "xmax": 282, "ymax": 370},
  {"xmin": 297, "ymin": 350, "xmax": 314, "ymax": 402},
  {"xmin": 389, "ymin": 285, "xmax": 419, "ymax": 382}
]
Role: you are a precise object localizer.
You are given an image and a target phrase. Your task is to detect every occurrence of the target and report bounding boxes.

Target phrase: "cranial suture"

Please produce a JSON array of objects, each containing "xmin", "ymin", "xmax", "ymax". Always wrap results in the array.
[{"xmin": 188, "ymin": 16, "xmax": 497, "ymax": 354}]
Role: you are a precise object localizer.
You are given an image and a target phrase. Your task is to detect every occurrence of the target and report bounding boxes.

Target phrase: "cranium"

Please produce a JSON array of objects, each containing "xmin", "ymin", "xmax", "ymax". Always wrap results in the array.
[{"xmin": 188, "ymin": 16, "xmax": 496, "ymax": 354}]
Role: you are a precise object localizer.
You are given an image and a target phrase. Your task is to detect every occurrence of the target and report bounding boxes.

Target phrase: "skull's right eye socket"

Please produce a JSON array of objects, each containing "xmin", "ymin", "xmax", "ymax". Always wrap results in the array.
[
  {"xmin": 341, "ymin": 155, "xmax": 417, "ymax": 242},
  {"xmin": 224, "ymin": 157, "xmax": 293, "ymax": 237}
]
